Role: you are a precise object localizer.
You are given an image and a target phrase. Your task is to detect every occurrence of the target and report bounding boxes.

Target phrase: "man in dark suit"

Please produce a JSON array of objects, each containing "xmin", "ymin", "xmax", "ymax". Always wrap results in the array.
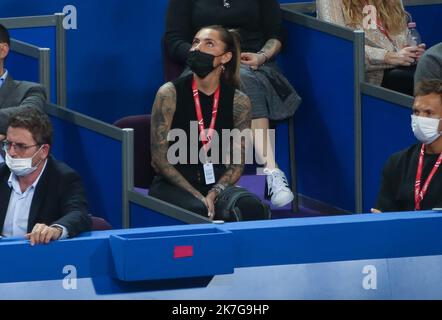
[
  {"xmin": 0, "ymin": 23, "xmax": 46, "ymax": 153},
  {"xmin": 0, "ymin": 107, "xmax": 91, "ymax": 245}
]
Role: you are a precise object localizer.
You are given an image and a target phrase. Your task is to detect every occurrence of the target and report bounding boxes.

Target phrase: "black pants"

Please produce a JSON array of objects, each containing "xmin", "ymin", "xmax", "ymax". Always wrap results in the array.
[
  {"xmin": 381, "ymin": 65, "xmax": 416, "ymax": 96},
  {"xmin": 149, "ymin": 176, "xmax": 210, "ymax": 217},
  {"xmin": 149, "ymin": 176, "xmax": 268, "ymax": 221}
]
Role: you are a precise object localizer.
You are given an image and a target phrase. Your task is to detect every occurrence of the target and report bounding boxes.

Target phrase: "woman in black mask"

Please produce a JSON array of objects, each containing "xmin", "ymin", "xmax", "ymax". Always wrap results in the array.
[
  {"xmin": 165, "ymin": 0, "xmax": 299, "ymax": 208},
  {"xmin": 150, "ymin": 26, "xmax": 261, "ymax": 220}
]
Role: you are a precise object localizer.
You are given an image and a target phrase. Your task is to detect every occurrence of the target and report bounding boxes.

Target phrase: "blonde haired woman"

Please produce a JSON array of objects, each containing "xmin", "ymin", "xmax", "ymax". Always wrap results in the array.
[{"xmin": 317, "ymin": 0, "xmax": 426, "ymax": 95}]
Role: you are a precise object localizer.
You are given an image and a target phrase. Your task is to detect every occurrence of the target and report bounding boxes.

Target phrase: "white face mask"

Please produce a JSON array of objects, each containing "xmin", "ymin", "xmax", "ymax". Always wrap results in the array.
[
  {"xmin": 411, "ymin": 115, "xmax": 442, "ymax": 145},
  {"xmin": 5, "ymin": 146, "xmax": 43, "ymax": 177}
]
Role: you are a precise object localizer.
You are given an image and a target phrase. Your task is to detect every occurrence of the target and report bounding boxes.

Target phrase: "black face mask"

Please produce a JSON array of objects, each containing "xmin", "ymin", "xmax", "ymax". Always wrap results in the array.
[{"xmin": 186, "ymin": 50, "xmax": 223, "ymax": 79}]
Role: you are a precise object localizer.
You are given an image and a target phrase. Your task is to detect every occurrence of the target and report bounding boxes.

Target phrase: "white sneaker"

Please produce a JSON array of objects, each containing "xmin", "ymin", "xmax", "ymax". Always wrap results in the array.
[{"xmin": 264, "ymin": 168, "xmax": 294, "ymax": 207}]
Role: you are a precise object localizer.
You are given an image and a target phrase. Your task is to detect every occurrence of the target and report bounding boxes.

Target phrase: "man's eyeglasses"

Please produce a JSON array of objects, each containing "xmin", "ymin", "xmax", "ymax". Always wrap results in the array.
[{"xmin": 1, "ymin": 140, "xmax": 41, "ymax": 153}]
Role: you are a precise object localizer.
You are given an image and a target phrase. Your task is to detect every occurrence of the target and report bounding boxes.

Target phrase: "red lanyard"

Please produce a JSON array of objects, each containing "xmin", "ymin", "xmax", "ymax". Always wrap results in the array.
[
  {"xmin": 192, "ymin": 77, "xmax": 220, "ymax": 152},
  {"xmin": 414, "ymin": 144, "xmax": 442, "ymax": 210},
  {"xmin": 376, "ymin": 21, "xmax": 394, "ymax": 44}
]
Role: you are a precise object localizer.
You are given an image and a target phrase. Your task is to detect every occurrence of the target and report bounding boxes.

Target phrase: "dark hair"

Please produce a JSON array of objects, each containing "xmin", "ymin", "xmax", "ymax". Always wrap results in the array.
[
  {"xmin": 8, "ymin": 107, "xmax": 52, "ymax": 146},
  {"xmin": 415, "ymin": 79, "xmax": 442, "ymax": 103},
  {"xmin": 0, "ymin": 24, "xmax": 10, "ymax": 46},
  {"xmin": 201, "ymin": 25, "xmax": 241, "ymax": 88}
]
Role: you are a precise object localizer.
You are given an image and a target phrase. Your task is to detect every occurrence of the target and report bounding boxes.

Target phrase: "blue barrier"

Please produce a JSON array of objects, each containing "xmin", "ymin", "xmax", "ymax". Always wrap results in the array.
[
  {"xmin": 1, "ymin": 211, "xmax": 442, "ymax": 299},
  {"xmin": 361, "ymin": 84, "xmax": 416, "ymax": 213},
  {"xmin": 7, "ymin": 39, "xmax": 51, "ymax": 98},
  {"xmin": 281, "ymin": 9, "xmax": 364, "ymax": 212},
  {"xmin": 0, "ymin": 1, "xmax": 167, "ymax": 124},
  {"xmin": 127, "ymin": 190, "xmax": 209, "ymax": 228},
  {"xmin": 6, "ymin": 50, "xmax": 39, "ymax": 83},
  {"xmin": 129, "ymin": 201, "xmax": 185, "ymax": 228},
  {"xmin": 110, "ymin": 227, "xmax": 234, "ymax": 281},
  {"xmin": 8, "ymin": 27, "xmax": 57, "ymax": 103},
  {"xmin": 406, "ymin": 3, "xmax": 442, "ymax": 48},
  {"xmin": 44, "ymin": 103, "xmax": 131, "ymax": 229}
]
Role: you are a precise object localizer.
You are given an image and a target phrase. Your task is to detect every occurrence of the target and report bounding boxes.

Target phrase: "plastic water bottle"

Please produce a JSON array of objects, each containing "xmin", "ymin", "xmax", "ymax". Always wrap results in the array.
[{"xmin": 407, "ymin": 22, "xmax": 422, "ymax": 46}]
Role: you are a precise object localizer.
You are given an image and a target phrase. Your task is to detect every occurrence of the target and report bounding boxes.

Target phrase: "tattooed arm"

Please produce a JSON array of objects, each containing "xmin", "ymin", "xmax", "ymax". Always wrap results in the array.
[
  {"xmin": 208, "ymin": 90, "xmax": 252, "ymax": 199},
  {"xmin": 151, "ymin": 83, "xmax": 207, "ymax": 203},
  {"xmin": 259, "ymin": 38, "xmax": 282, "ymax": 61},
  {"xmin": 241, "ymin": 39, "xmax": 282, "ymax": 69}
]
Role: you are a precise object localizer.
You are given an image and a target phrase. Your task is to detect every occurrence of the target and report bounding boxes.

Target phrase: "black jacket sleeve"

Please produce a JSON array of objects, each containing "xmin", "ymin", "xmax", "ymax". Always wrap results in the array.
[
  {"xmin": 164, "ymin": 0, "xmax": 193, "ymax": 64},
  {"xmin": 53, "ymin": 169, "xmax": 92, "ymax": 237}
]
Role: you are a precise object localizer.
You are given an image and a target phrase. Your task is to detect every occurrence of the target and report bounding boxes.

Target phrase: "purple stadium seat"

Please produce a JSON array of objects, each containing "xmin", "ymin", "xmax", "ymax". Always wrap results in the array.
[
  {"xmin": 91, "ymin": 216, "xmax": 112, "ymax": 231},
  {"xmin": 113, "ymin": 115, "xmax": 154, "ymax": 188}
]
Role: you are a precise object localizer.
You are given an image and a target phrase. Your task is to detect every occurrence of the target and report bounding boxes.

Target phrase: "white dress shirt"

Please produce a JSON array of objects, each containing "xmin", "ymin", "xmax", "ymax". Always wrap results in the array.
[{"xmin": 0, "ymin": 69, "xmax": 7, "ymax": 88}]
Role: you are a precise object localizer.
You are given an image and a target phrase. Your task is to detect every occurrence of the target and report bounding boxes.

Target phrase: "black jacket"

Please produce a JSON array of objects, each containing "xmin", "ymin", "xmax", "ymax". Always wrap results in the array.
[
  {"xmin": 375, "ymin": 144, "xmax": 442, "ymax": 212},
  {"xmin": 0, "ymin": 156, "xmax": 92, "ymax": 237}
]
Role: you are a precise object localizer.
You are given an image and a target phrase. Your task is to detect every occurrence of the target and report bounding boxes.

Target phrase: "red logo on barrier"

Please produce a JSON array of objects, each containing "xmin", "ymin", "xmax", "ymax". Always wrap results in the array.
[{"xmin": 174, "ymin": 246, "xmax": 194, "ymax": 259}]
